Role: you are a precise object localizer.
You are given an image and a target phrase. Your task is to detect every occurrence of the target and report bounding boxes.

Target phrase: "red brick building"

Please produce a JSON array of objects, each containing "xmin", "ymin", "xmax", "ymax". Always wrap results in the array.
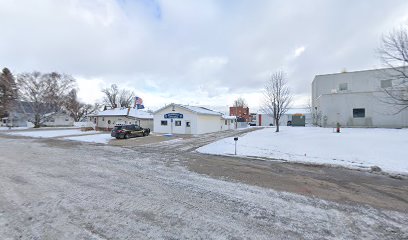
[{"xmin": 229, "ymin": 106, "xmax": 251, "ymax": 122}]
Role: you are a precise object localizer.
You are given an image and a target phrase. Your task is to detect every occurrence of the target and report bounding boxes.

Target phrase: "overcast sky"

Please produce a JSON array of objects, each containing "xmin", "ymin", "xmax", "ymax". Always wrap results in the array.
[{"xmin": 1, "ymin": 0, "xmax": 408, "ymax": 112}]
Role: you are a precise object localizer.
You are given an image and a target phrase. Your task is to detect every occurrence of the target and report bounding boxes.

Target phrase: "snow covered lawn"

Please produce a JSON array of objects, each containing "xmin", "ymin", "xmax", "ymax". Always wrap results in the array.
[
  {"xmin": 0, "ymin": 127, "xmax": 30, "ymax": 131},
  {"xmin": 8, "ymin": 129, "xmax": 98, "ymax": 138},
  {"xmin": 197, "ymin": 127, "xmax": 408, "ymax": 174},
  {"xmin": 64, "ymin": 133, "xmax": 112, "ymax": 144}
]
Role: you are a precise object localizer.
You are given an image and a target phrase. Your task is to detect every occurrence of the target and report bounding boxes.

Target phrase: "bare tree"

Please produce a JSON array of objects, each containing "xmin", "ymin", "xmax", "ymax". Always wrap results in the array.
[
  {"xmin": 261, "ymin": 71, "xmax": 292, "ymax": 132},
  {"xmin": 64, "ymin": 89, "xmax": 99, "ymax": 122},
  {"xmin": 0, "ymin": 67, "xmax": 18, "ymax": 118},
  {"xmin": 118, "ymin": 89, "xmax": 135, "ymax": 108},
  {"xmin": 102, "ymin": 84, "xmax": 119, "ymax": 108},
  {"xmin": 101, "ymin": 84, "xmax": 135, "ymax": 108},
  {"xmin": 378, "ymin": 26, "xmax": 408, "ymax": 112},
  {"xmin": 18, "ymin": 72, "xmax": 76, "ymax": 128},
  {"xmin": 42, "ymin": 72, "xmax": 76, "ymax": 112},
  {"xmin": 233, "ymin": 97, "xmax": 247, "ymax": 108}
]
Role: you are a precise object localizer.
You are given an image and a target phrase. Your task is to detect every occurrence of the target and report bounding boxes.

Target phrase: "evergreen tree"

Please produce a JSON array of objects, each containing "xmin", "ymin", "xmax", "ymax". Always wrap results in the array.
[{"xmin": 0, "ymin": 67, "xmax": 18, "ymax": 118}]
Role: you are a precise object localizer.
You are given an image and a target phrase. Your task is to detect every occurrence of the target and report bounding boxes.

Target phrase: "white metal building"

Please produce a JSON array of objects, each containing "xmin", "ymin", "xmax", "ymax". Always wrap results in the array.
[
  {"xmin": 153, "ymin": 104, "xmax": 236, "ymax": 135},
  {"xmin": 256, "ymin": 108, "xmax": 311, "ymax": 126},
  {"xmin": 88, "ymin": 107, "xmax": 153, "ymax": 131},
  {"xmin": 312, "ymin": 67, "xmax": 408, "ymax": 128}
]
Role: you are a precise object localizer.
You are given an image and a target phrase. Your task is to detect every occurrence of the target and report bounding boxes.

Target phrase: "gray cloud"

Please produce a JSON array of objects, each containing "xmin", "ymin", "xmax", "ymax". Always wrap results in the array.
[{"xmin": 1, "ymin": 0, "xmax": 408, "ymax": 109}]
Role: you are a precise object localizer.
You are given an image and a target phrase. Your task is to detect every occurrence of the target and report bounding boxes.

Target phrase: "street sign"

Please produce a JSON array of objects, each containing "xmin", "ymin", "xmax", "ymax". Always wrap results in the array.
[{"xmin": 164, "ymin": 113, "xmax": 184, "ymax": 119}]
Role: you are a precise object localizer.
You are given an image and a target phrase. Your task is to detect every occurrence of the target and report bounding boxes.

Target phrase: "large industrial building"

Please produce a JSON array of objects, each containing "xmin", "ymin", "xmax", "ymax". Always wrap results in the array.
[{"xmin": 312, "ymin": 67, "xmax": 408, "ymax": 128}]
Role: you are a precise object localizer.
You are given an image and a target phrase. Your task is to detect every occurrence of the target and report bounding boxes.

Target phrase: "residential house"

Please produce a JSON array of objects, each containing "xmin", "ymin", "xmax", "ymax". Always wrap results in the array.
[{"xmin": 88, "ymin": 107, "xmax": 153, "ymax": 131}]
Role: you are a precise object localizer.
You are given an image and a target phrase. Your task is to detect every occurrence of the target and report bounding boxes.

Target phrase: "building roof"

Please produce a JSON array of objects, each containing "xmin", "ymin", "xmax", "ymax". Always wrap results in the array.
[
  {"xmin": 222, "ymin": 115, "xmax": 237, "ymax": 120},
  {"xmin": 313, "ymin": 66, "xmax": 407, "ymax": 82},
  {"xmin": 154, "ymin": 103, "xmax": 222, "ymax": 116},
  {"xmin": 89, "ymin": 107, "xmax": 153, "ymax": 119}
]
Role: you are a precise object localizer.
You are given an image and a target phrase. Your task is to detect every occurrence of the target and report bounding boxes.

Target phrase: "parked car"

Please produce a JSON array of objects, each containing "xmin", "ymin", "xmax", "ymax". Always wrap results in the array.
[{"xmin": 111, "ymin": 124, "xmax": 150, "ymax": 139}]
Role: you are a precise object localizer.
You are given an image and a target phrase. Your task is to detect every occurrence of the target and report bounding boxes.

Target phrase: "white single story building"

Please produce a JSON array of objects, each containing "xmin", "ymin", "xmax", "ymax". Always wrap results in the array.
[
  {"xmin": 255, "ymin": 108, "xmax": 311, "ymax": 126},
  {"xmin": 153, "ymin": 103, "xmax": 236, "ymax": 135},
  {"xmin": 221, "ymin": 115, "xmax": 237, "ymax": 131},
  {"xmin": 42, "ymin": 112, "xmax": 74, "ymax": 127},
  {"xmin": 88, "ymin": 107, "xmax": 153, "ymax": 131}
]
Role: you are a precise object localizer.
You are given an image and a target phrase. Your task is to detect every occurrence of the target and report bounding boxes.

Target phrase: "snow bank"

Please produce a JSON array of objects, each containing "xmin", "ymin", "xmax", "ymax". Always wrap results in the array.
[
  {"xmin": 0, "ymin": 126, "xmax": 30, "ymax": 131},
  {"xmin": 197, "ymin": 127, "xmax": 408, "ymax": 174},
  {"xmin": 64, "ymin": 134, "xmax": 112, "ymax": 144},
  {"xmin": 8, "ymin": 129, "xmax": 97, "ymax": 138}
]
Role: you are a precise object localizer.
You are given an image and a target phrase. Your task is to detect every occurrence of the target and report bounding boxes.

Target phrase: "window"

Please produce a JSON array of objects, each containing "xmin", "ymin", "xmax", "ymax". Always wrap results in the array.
[
  {"xmin": 161, "ymin": 120, "xmax": 168, "ymax": 126},
  {"xmin": 225, "ymin": 120, "xmax": 228, "ymax": 125},
  {"xmin": 102, "ymin": 117, "xmax": 105, "ymax": 121},
  {"xmin": 231, "ymin": 120, "xmax": 233, "ymax": 123},
  {"xmin": 186, "ymin": 122, "xmax": 191, "ymax": 127},
  {"xmin": 175, "ymin": 120, "xmax": 181, "ymax": 126},
  {"xmin": 381, "ymin": 80, "xmax": 392, "ymax": 88},
  {"xmin": 108, "ymin": 120, "xmax": 111, "ymax": 124},
  {"xmin": 353, "ymin": 108, "xmax": 365, "ymax": 118},
  {"xmin": 339, "ymin": 83, "xmax": 348, "ymax": 91}
]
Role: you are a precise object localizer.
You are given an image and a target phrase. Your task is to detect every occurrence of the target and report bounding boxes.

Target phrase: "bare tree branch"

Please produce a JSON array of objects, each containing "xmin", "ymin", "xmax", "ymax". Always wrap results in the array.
[
  {"xmin": 378, "ymin": 26, "xmax": 408, "ymax": 112},
  {"xmin": 261, "ymin": 71, "xmax": 292, "ymax": 132},
  {"xmin": 17, "ymin": 72, "xmax": 76, "ymax": 127}
]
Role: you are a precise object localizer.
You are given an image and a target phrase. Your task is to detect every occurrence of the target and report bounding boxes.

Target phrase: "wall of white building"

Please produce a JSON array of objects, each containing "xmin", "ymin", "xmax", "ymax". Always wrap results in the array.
[
  {"xmin": 43, "ymin": 114, "xmax": 74, "ymax": 127},
  {"xmin": 312, "ymin": 68, "xmax": 408, "ymax": 128},
  {"xmin": 196, "ymin": 115, "xmax": 224, "ymax": 134},
  {"xmin": 220, "ymin": 118, "xmax": 236, "ymax": 130},
  {"xmin": 154, "ymin": 105, "xmax": 228, "ymax": 135},
  {"xmin": 154, "ymin": 106, "xmax": 199, "ymax": 134}
]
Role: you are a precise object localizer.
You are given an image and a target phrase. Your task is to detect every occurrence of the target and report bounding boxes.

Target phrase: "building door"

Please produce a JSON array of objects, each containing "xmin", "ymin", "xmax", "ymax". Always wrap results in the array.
[{"xmin": 185, "ymin": 121, "xmax": 191, "ymax": 134}]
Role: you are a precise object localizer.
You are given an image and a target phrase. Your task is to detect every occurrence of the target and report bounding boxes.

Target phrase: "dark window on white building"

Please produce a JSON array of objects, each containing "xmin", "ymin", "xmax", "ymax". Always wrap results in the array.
[
  {"xmin": 353, "ymin": 108, "xmax": 365, "ymax": 118},
  {"xmin": 339, "ymin": 83, "xmax": 348, "ymax": 91},
  {"xmin": 381, "ymin": 80, "xmax": 392, "ymax": 88},
  {"xmin": 161, "ymin": 120, "xmax": 167, "ymax": 126},
  {"xmin": 186, "ymin": 122, "xmax": 191, "ymax": 127},
  {"xmin": 225, "ymin": 120, "xmax": 228, "ymax": 125},
  {"xmin": 175, "ymin": 120, "xmax": 181, "ymax": 126}
]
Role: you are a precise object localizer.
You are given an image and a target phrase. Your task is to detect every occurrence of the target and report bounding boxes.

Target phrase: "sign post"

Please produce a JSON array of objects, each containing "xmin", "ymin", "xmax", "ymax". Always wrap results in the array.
[{"xmin": 234, "ymin": 137, "xmax": 238, "ymax": 155}]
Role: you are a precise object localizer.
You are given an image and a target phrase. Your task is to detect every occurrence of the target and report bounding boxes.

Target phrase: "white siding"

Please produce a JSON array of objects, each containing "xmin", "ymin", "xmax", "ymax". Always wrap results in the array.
[
  {"xmin": 196, "ymin": 115, "xmax": 223, "ymax": 134},
  {"xmin": 153, "ymin": 106, "xmax": 199, "ymax": 134},
  {"xmin": 153, "ymin": 105, "xmax": 227, "ymax": 134}
]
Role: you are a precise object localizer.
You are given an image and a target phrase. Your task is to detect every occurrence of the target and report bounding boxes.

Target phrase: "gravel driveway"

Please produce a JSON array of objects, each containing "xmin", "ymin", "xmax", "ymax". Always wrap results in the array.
[{"xmin": 0, "ymin": 133, "xmax": 407, "ymax": 239}]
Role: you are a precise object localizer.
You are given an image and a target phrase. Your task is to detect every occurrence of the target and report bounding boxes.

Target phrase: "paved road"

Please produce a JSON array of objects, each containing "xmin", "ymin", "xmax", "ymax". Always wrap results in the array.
[{"xmin": 0, "ymin": 132, "xmax": 407, "ymax": 239}]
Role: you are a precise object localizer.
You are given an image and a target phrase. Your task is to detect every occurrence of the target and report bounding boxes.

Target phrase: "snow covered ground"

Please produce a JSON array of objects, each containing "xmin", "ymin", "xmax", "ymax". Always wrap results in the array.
[
  {"xmin": 0, "ymin": 138, "xmax": 406, "ymax": 239},
  {"xmin": 8, "ymin": 129, "xmax": 98, "ymax": 138},
  {"xmin": 64, "ymin": 133, "xmax": 112, "ymax": 144},
  {"xmin": 197, "ymin": 127, "xmax": 408, "ymax": 174},
  {"xmin": 0, "ymin": 127, "xmax": 30, "ymax": 131}
]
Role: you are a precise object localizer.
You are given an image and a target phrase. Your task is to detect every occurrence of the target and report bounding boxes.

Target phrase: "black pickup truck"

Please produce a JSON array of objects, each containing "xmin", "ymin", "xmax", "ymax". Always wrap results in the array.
[{"xmin": 111, "ymin": 124, "xmax": 150, "ymax": 139}]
